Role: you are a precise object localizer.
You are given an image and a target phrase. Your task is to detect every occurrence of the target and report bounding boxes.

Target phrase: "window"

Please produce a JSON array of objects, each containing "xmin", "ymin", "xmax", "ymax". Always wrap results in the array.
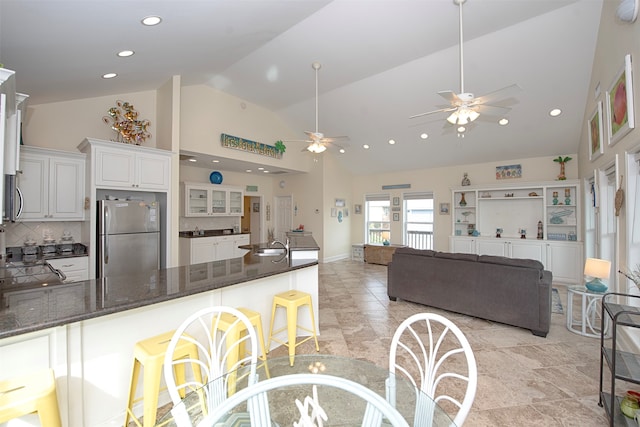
[
  {"xmin": 403, "ymin": 192, "xmax": 434, "ymax": 249},
  {"xmin": 365, "ymin": 195, "xmax": 390, "ymax": 244}
]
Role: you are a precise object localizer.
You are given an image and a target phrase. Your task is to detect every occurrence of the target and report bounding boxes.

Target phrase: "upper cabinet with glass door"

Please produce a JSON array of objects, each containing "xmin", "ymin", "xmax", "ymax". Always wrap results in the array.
[{"xmin": 183, "ymin": 182, "xmax": 243, "ymax": 217}]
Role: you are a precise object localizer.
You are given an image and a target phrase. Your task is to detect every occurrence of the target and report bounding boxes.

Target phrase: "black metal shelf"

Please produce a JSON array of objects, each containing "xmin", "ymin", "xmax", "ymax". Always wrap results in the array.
[{"xmin": 599, "ymin": 293, "xmax": 640, "ymax": 426}]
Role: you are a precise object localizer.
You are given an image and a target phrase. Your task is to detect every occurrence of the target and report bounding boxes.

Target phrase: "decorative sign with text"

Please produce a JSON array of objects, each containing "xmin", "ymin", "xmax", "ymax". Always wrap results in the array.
[{"xmin": 220, "ymin": 133, "xmax": 285, "ymax": 159}]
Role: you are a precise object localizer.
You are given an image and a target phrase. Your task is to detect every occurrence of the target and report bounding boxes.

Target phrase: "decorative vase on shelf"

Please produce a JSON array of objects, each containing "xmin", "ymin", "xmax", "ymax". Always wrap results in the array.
[
  {"xmin": 552, "ymin": 191, "xmax": 559, "ymax": 205},
  {"xmin": 459, "ymin": 192, "xmax": 467, "ymax": 207}
]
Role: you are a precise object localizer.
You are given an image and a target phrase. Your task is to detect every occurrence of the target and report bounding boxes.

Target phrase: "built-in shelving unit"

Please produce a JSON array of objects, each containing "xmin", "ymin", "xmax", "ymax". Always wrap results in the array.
[{"xmin": 450, "ymin": 180, "xmax": 583, "ymax": 284}]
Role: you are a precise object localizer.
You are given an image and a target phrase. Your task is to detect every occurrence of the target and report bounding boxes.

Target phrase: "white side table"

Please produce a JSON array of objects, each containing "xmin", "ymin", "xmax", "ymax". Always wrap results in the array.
[{"xmin": 566, "ymin": 285, "xmax": 609, "ymax": 338}]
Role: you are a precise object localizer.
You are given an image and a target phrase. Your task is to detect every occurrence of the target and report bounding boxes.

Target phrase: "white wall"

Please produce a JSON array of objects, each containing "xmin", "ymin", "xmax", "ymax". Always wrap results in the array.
[
  {"xmin": 179, "ymin": 84, "xmax": 313, "ymax": 174},
  {"xmin": 24, "ymin": 90, "xmax": 158, "ymax": 151}
]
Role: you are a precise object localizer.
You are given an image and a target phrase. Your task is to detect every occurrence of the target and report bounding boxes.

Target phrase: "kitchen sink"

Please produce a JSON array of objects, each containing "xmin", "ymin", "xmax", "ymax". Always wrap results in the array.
[{"xmin": 253, "ymin": 248, "xmax": 287, "ymax": 256}]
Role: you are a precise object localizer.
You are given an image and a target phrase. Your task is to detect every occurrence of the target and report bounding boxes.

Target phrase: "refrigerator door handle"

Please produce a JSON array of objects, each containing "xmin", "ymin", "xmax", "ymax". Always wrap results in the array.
[
  {"xmin": 104, "ymin": 235, "xmax": 109, "ymax": 264},
  {"xmin": 15, "ymin": 186, "xmax": 23, "ymax": 219}
]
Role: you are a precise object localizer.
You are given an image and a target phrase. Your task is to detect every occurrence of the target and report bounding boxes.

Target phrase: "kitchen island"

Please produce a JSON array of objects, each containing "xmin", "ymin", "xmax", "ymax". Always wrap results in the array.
[{"xmin": 0, "ymin": 251, "xmax": 318, "ymax": 427}]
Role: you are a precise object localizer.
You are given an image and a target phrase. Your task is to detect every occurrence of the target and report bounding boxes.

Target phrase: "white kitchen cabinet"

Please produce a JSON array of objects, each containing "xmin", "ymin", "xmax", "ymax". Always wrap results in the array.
[
  {"xmin": 182, "ymin": 182, "xmax": 244, "ymax": 217},
  {"xmin": 179, "ymin": 234, "xmax": 249, "ymax": 266},
  {"xmin": 19, "ymin": 146, "xmax": 85, "ymax": 221},
  {"xmin": 47, "ymin": 257, "xmax": 89, "ymax": 283},
  {"xmin": 94, "ymin": 144, "xmax": 170, "ymax": 190},
  {"xmin": 233, "ymin": 234, "xmax": 250, "ymax": 257}
]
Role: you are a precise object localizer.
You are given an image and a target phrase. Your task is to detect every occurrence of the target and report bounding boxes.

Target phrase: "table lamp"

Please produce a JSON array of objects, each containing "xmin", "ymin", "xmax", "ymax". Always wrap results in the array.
[{"xmin": 584, "ymin": 258, "xmax": 611, "ymax": 293}]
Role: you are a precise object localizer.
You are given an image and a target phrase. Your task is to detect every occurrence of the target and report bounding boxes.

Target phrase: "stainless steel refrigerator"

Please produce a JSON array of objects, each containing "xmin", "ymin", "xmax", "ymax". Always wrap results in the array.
[{"xmin": 97, "ymin": 200, "xmax": 160, "ymax": 278}]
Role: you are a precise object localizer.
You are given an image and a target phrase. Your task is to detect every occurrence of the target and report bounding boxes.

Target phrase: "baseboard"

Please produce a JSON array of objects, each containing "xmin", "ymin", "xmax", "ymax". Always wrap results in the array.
[{"xmin": 323, "ymin": 253, "xmax": 350, "ymax": 263}]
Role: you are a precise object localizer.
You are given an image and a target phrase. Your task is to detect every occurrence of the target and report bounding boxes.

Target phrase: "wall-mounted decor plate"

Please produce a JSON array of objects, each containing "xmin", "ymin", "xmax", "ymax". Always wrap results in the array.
[{"xmin": 209, "ymin": 171, "xmax": 223, "ymax": 184}]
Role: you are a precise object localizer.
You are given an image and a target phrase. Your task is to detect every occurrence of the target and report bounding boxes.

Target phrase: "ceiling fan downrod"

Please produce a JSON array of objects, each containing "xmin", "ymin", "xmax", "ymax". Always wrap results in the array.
[
  {"xmin": 312, "ymin": 62, "xmax": 321, "ymax": 134},
  {"xmin": 455, "ymin": 0, "xmax": 467, "ymax": 97}
]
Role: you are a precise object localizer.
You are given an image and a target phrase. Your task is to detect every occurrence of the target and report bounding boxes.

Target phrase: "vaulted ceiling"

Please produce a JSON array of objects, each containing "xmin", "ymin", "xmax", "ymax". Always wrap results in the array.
[{"xmin": 0, "ymin": 0, "xmax": 603, "ymax": 175}]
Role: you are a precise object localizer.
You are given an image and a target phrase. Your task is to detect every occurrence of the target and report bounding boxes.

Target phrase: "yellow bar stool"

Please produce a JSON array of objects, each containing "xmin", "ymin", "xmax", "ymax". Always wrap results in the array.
[
  {"xmin": 218, "ymin": 307, "xmax": 270, "ymax": 380},
  {"xmin": 0, "ymin": 369, "xmax": 61, "ymax": 427},
  {"xmin": 267, "ymin": 290, "xmax": 320, "ymax": 366},
  {"xmin": 124, "ymin": 330, "xmax": 202, "ymax": 427}
]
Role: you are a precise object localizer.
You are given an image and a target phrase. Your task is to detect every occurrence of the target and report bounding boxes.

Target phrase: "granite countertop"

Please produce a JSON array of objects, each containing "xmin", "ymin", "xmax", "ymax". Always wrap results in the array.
[
  {"xmin": 178, "ymin": 229, "xmax": 250, "ymax": 238},
  {"xmin": 240, "ymin": 235, "xmax": 320, "ymax": 252},
  {"xmin": 0, "ymin": 253, "xmax": 318, "ymax": 340}
]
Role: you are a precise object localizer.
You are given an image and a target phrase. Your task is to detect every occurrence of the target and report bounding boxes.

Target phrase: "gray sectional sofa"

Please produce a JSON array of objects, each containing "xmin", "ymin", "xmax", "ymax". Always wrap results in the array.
[{"xmin": 387, "ymin": 247, "xmax": 553, "ymax": 337}]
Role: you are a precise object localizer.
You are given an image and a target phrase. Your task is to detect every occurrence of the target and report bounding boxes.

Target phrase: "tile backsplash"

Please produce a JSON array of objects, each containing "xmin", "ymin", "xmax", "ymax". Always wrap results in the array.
[{"xmin": 2, "ymin": 221, "xmax": 83, "ymax": 247}]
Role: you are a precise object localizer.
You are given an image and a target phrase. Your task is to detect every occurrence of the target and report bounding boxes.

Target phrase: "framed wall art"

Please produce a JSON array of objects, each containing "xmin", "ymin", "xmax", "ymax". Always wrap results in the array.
[
  {"xmin": 393, "ymin": 212, "xmax": 400, "ymax": 221},
  {"xmin": 607, "ymin": 54, "xmax": 635, "ymax": 146},
  {"xmin": 392, "ymin": 197, "xmax": 400, "ymax": 206},
  {"xmin": 495, "ymin": 164, "xmax": 522, "ymax": 180},
  {"xmin": 588, "ymin": 101, "xmax": 604, "ymax": 161},
  {"xmin": 354, "ymin": 204, "xmax": 362, "ymax": 214},
  {"xmin": 335, "ymin": 198, "xmax": 346, "ymax": 207},
  {"xmin": 439, "ymin": 203, "xmax": 450, "ymax": 215}
]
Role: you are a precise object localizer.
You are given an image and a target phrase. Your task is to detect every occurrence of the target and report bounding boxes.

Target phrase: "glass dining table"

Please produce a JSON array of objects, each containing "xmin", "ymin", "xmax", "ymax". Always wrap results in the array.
[{"xmin": 157, "ymin": 353, "xmax": 456, "ymax": 427}]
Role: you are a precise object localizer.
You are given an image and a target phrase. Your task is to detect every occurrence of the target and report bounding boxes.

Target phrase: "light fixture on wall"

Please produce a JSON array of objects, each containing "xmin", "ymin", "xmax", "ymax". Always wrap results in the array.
[
  {"xmin": 584, "ymin": 258, "xmax": 612, "ymax": 292},
  {"xmin": 617, "ymin": 0, "xmax": 639, "ymax": 22}
]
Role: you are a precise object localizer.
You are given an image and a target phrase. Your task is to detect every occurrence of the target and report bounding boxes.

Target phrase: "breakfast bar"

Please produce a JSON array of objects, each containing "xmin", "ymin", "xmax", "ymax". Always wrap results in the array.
[{"xmin": 0, "ymin": 250, "xmax": 319, "ymax": 427}]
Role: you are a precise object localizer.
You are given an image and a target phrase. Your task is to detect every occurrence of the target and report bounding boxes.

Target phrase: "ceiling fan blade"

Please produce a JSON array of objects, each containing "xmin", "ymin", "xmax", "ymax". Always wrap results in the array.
[
  {"xmin": 321, "ymin": 136, "xmax": 349, "ymax": 143},
  {"xmin": 475, "ymin": 104, "xmax": 511, "ymax": 116},
  {"xmin": 409, "ymin": 106, "xmax": 457, "ymax": 120},
  {"xmin": 437, "ymin": 90, "xmax": 461, "ymax": 104},
  {"xmin": 473, "ymin": 84, "xmax": 521, "ymax": 105}
]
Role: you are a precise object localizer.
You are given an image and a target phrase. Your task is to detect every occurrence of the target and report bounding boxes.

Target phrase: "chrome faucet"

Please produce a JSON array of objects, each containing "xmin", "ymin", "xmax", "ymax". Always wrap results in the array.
[{"xmin": 271, "ymin": 238, "xmax": 290, "ymax": 252}]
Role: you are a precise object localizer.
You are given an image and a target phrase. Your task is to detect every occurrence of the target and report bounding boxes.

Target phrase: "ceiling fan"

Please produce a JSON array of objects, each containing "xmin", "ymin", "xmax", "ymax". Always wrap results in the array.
[
  {"xmin": 286, "ymin": 62, "xmax": 349, "ymax": 154},
  {"xmin": 410, "ymin": 0, "xmax": 520, "ymax": 132}
]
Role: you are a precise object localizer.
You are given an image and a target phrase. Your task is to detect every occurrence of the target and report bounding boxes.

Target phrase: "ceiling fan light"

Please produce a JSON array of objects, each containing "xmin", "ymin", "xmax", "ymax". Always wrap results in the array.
[
  {"xmin": 446, "ymin": 112, "xmax": 459, "ymax": 125},
  {"xmin": 468, "ymin": 110, "xmax": 480, "ymax": 122},
  {"xmin": 307, "ymin": 142, "xmax": 326, "ymax": 154}
]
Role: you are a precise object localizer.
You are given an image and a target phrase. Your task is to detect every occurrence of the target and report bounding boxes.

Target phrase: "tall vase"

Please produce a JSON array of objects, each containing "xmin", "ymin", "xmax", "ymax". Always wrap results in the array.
[{"xmin": 459, "ymin": 192, "xmax": 467, "ymax": 207}]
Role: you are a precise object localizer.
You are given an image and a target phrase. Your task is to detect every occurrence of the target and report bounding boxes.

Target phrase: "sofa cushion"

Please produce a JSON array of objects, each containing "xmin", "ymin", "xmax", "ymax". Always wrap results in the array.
[
  {"xmin": 434, "ymin": 251, "xmax": 478, "ymax": 262},
  {"xmin": 394, "ymin": 247, "xmax": 435, "ymax": 257},
  {"xmin": 478, "ymin": 255, "xmax": 544, "ymax": 270}
]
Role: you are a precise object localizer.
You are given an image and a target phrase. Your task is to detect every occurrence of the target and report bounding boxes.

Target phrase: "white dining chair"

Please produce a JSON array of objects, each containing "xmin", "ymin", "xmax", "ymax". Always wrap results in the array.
[
  {"xmin": 163, "ymin": 306, "xmax": 259, "ymax": 427},
  {"xmin": 386, "ymin": 312, "xmax": 477, "ymax": 426},
  {"xmin": 196, "ymin": 373, "xmax": 410, "ymax": 427}
]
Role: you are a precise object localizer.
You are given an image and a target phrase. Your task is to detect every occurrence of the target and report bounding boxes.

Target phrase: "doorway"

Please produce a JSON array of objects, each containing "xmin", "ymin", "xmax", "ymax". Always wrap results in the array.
[
  {"xmin": 243, "ymin": 195, "xmax": 262, "ymax": 244},
  {"xmin": 274, "ymin": 195, "xmax": 292, "ymax": 242}
]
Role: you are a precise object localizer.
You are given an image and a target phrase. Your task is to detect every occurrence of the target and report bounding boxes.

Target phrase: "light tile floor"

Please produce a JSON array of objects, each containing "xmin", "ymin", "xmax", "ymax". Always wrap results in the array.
[{"xmin": 268, "ymin": 259, "xmax": 614, "ymax": 426}]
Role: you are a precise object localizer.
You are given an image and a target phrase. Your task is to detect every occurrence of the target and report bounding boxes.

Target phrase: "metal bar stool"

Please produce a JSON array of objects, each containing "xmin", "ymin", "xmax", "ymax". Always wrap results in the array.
[
  {"xmin": 0, "ymin": 368, "xmax": 61, "ymax": 427},
  {"xmin": 218, "ymin": 307, "xmax": 270, "ymax": 380},
  {"xmin": 124, "ymin": 330, "xmax": 202, "ymax": 427},
  {"xmin": 267, "ymin": 290, "xmax": 319, "ymax": 365}
]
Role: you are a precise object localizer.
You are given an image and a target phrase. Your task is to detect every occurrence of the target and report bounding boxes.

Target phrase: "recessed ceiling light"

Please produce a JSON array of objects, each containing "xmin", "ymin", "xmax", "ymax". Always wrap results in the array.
[
  {"xmin": 141, "ymin": 15, "xmax": 162, "ymax": 26},
  {"xmin": 258, "ymin": 167, "xmax": 264, "ymax": 170},
  {"xmin": 263, "ymin": 170, "xmax": 270, "ymax": 173},
  {"xmin": 549, "ymin": 108, "xmax": 562, "ymax": 117},
  {"xmin": 339, "ymin": 148, "xmax": 345, "ymax": 154},
  {"xmin": 363, "ymin": 144, "xmax": 370, "ymax": 149},
  {"xmin": 188, "ymin": 158, "xmax": 196, "ymax": 162},
  {"xmin": 117, "ymin": 50, "xmax": 134, "ymax": 58},
  {"xmin": 212, "ymin": 159, "xmax": 219, "ymax": 163},
  {"xmin": 102, "ymin": 73, "xmax": 117, "ymax": 79},
  {"xmin": 388, "ymin": 139, "xmax": 396, "ymax": 145},
  {"xmin": 420, "ymin": 133, "xmax": 428, "ymax": 139},
  {"xmin": 245, "ymin": 169, "xmax": 252, "ymax": 173},
  {"xmin": 498, "ymin": 118, "xmax": 509, "ymax": 126}
]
